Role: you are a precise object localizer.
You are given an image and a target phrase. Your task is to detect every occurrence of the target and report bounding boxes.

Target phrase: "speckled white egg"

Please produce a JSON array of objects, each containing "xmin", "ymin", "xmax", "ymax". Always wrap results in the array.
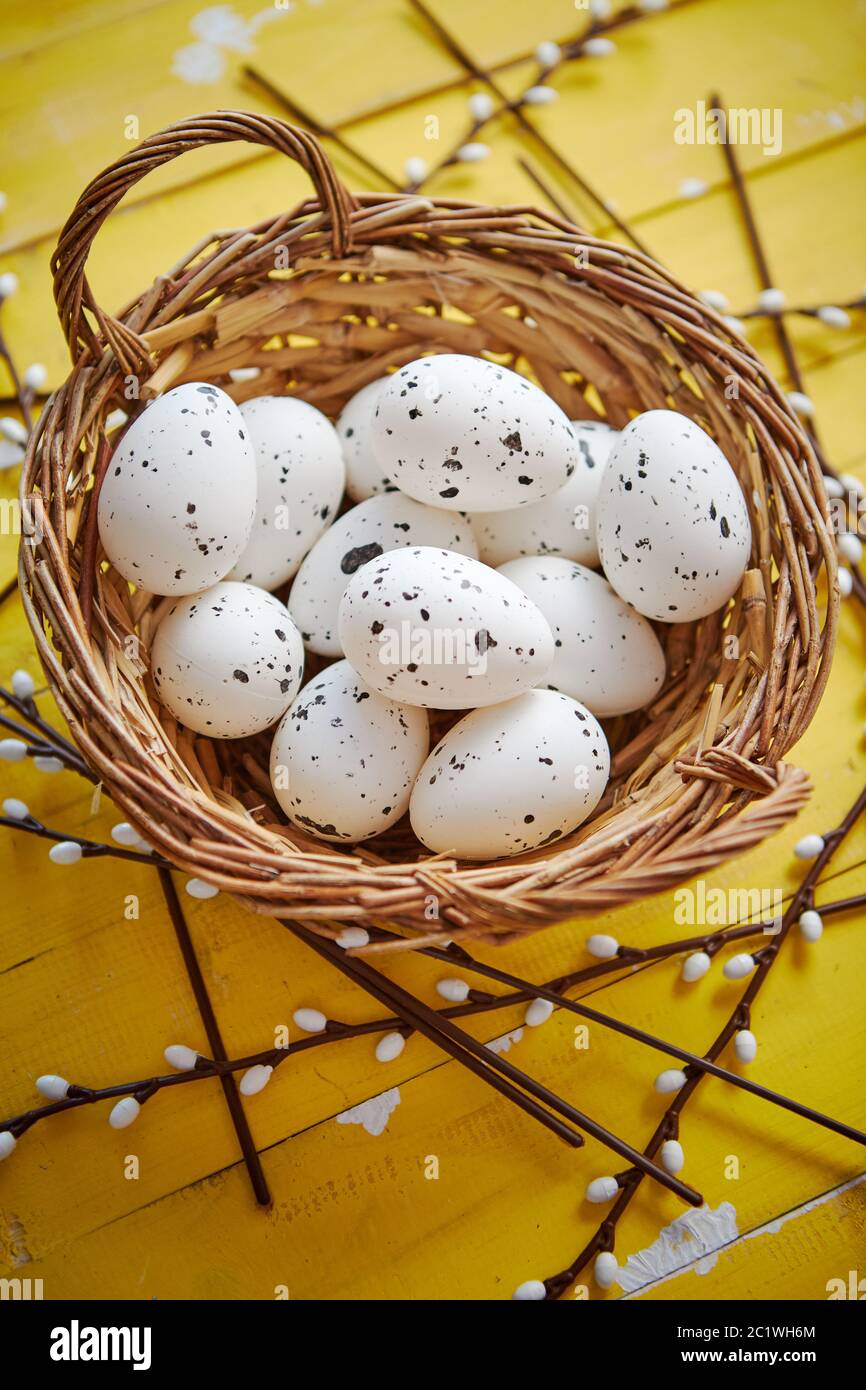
[
  {"xmin": 269, "ymin": 659, "xmax": 428, "ymax": 841},
  {"xmin": 288, "ymin": 492, "xmax": 478, "ymax": 657},
  {"xmin": 596, "ymin": 410, "xmax": 751, "ymax": 622},
  {"xmin": 409, "ymin": 689, "xmax": 610, "ymax": 859},
  {"xmin": 338, "ymin": 546, "xmax": 554, "ymax": 709},
  {"xmin": 470, "ymin": 420, "xmax": 616, "ymax": 567},
  {"xmin": 370, "ymin": 354, "xmax": 578, "ymax": 511},
  {"xmin": 98, "ymin": 382, "xmax": 256, "ymax": 595},
  {"xmin": 498, "ymin": 557, "xmax": 666, "ymax": 717},
  {"xmin": 151, "ymin": 581, "xmax": 304, "ymax": 737},
  {"xmin": 228, "ymin": 396, "xmax": 345, "ymax": 589},
  {"xmin": 336, "ymin": 378, "xmax": 395, "ymax": 501}
]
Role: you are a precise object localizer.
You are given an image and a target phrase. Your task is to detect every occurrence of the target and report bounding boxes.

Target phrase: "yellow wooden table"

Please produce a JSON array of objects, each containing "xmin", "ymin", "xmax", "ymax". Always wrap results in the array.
[{"xmin": 1, "ymin": 0, "xmax": 864, "ymax": 1301}]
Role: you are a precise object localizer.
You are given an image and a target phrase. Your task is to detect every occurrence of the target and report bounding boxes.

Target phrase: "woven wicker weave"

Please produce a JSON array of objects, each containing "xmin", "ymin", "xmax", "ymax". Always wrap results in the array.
[{"xmin": 19, "ymin": 112, "xmax": 837, "ymax": 943}]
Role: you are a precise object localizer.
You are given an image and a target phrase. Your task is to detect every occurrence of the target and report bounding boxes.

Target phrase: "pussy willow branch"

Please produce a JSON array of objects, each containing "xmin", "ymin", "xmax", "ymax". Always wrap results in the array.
[
  {"xmin": 0, "ymin": 685, "xmax": 92, "ymax": 773},
  {"xmin": 0, "ymin": 959, "xmax": 600, "ymax": 1147},
  {"xmin": 405, "ymin": 0, "xmax": 653, "ymax": 255},
  {"xmin": 740, "ymin": 295, "xmax": 866, "ymax": 322},
  {"xmin": 286, "ymin": 917, "xmax": 703, "ymax": 1204},
  {"xmin": 158, "ymin": 868, "xmax": 271, "ymax": 1206},
  {"xmin": 707, "ymin": 76, "xmax": 866, "ymax": 607},
  {"xmin": 367, "ymin": 929, "xmax": 866, "ymax": 1148},
  {"xmin": 540, "ymin": 779, "xmax": 866, "ymax": 1298}
]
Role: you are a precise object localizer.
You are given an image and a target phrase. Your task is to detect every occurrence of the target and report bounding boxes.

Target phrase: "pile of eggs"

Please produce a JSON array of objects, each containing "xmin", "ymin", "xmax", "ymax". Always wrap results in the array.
[{"xmin": 98, "ymin": 355, "xmax": 751, "ymax": 861}]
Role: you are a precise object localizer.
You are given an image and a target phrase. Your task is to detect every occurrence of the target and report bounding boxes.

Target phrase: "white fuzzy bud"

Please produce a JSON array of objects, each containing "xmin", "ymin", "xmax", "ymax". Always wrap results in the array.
[
  {"xmin": 723, "ymin": 315, "xmax": 746, "ymax": 334},
  {"xmin": 734, "ymin": 1029, "xmax": 757, "ymax": 1063},
  {"xmin": 838, "ymin": 533, "xmax": 863, "ymax": 565},
  {"xmin": 583, "ymin": 36, "xmax": 616, "ymax": 56},
  {"xmin": 436, "ymin": 977, "xmax": 470, "ymax": 1002},
  {"xmin": 109, "ymin": 1097, "xmax": 141, "ymax": 1129},
  {"xmin": 838, "ymin": 568, "xmax": 854, "ymax": 598},
  {"xmin": 0, "ymin": 272, "xmax": 18, "ymax": 299},
  {"xmin": 239, "ymin": 1064, "xmax": 273, "ymax": 1096},
  {"xmin": 0, "ymin": 417, "xmax": 27, "ymax": 445},
  {"xmin": 816, "ymin": 305, "xmax": 850, "ymax": 329},
  {"xmin": 456, "ymin": 142, "xmax": 490, "ymax": 163},
  {"xmin": 111, "ymin": 822, "xmax": 141, "ymax": 846},
  {"xmin": 594, "ymin": 1251, "xmax": 619, "ymax": 1288},
  {"xmin": 336, "ymin": 927, "xmax": 370, "ymax": 950},
  {"xmin": 10, "ymin": 669, "xmax": 35, "ymax": 699},
  {"xmin": 185, "ymin": 878, "xmax": 219, "ymax": 899},
  {"xmin": 293, "ymin": 1008, "xmax": 327, "ymax": 1034},
  {"xmin": 661, "ymin": 1139, "xmax": 685, "ymax": 1173},
  {"xmin": 0, "ymin": 739, "xmax": 28, "ymax": 763},
  {"xmin": 699, "ymin": 289, "xmax": 729, "ymax": 311},
  {"xmin": 2, "ymin": 796, "xmax": 30, "ymax": 819},
  {"xmin": 639, "ymin": 0, "xmax": 669, "ymax": 10},
  {"xmin": 227, "ymin": 367, "xmax": 260, "ymax": 383},
  {"xmin": 722, "ymin": 952, "xmax": 756, "ymax": 980},
  {"xmin": 839, "ymin": 473, "xmax": 865, "ymax": 497},
  {"xmin": 164, "ymin": 1044, "xmax": 199, "ymax": 1071},
  {"xmin": 586, "ymin": 933, "xmax": 619, "ymax": 959},
  {"xmin": 23, "ymin": 363, "xmax": 47, "ymax": 391},
  {"xmin": 524, "ymin": 86, "xmax": 558, "ymax": 105},
  {"xmin": 787, "ymin": 391, "xmax": 815, "ymax": 418},
  {"xmin": 586, "ymin": 1175, "xmax": 619, "ymax": 1203},
  {"xmin": 34, "ymin": 755, "xmax": 64, "ymax": 773},
  {"xmin": 678, "ymin": 177, "xmax": 708, "ymax": 199},
  {"xmin": 798, "ymin": 909, "xmax": 824, "ymax": 943},
  {"xmin": 512, "ymin": 1279, "xmax": 546, "ymax": 1300},
  {"xmin": 534, "ymin": 41, "xmax": 561, "ymax": 67},
  {"xmin": 681, "ymin": 951, "xmax": 711, "ymax": 982},
  {"xmin": 36, "ymin": 1074, "xmax": 70, "ymax": 1100},
  {"xmin": 794, "ymin": 833, "xmax": 825, "ymax": 860},
  {"xmin": 654, "ymin": 1068, "xmax": 687, "ymax": 1094},
  {"xmin": 403, "ymin": 156, "xmax": 428, "ymax": 184},
  {"xmin": 468, "ymin": 92, "xmax": 494, "ymax": 122},
  {"xmin": 822, "ymin": 474, "xmax": 845, "ymax": 498},
  {"xmin": 524, "ymin": 997, "xmax": 554, "ymax": 1027},
  {"xmin": 375, "ymin": 1031, "xmax": 406, "ymax": 1063},
  {"xmin": 49, "ymin": 841, "xmax": 82, "ymax": 865},
  {"xmin": 757, "ymin": 287, "xmax": 785, "ymax": 312},
  {"xmin": 0, "ymin": 1132, "xmax": 16, "ymax": 1159}
]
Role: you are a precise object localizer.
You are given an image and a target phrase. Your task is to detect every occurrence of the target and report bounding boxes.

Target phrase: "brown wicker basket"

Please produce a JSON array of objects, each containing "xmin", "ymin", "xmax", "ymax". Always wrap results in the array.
[{"xmin": 20, "ymin": 112, "xmax": 837, "ymax": 944}]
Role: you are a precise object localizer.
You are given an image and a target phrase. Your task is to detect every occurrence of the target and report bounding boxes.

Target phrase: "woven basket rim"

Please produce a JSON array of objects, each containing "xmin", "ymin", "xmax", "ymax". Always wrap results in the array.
[{"xmin": 19, "ymin": 112, "xmax": 837, "ymax": 944}]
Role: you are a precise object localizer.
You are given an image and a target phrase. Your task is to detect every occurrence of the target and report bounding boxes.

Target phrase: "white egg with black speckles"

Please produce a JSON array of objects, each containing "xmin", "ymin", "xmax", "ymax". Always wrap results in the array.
[
  {"xmin": 596, "ymin": 410, "xmax": 751, "ymax": 622},
  {"xmin": 228, "ymin": 396, "xmax": 345, "ymax": 589},
  {"xmin": 497, "ymin": 556, "xmax": 666, "ymax": 716},
  {"xmin": 98, "ymin": 382, "xmax": 256, "ymax": 595},
  {"xmin": 336, "ymin": 378, "xmax": 396, "ymax": 501},
  {"xmin": 470, "ymin": 420, "xmax": 616, "ymax": 567},
  {"xmin": 288, "ymin": 493, "xmax": 478, "ymax": 657},
  {"xmin": 151, "ymin": 581, "xmax": 304, "ymax": 737},
  {"xmin": 269, "ymin": 659, "xmax": 428, "ymax": 842},
  {"xmin": 409, "ymin": 689, "xmax": 609, "ymax": 859},
  {"xmin": 370, "ymin": 354, "xmax": 578, "ymax": 511},
  {"xmin": 338, "ymin": 547, "xmax": 554, "ymax": 709}
]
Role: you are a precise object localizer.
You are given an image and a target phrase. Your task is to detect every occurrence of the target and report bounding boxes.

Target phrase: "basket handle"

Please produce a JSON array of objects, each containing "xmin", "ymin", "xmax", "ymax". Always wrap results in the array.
[{"xmin": 51, "ymin": 110, "xmax": 357, "ymax": 362}]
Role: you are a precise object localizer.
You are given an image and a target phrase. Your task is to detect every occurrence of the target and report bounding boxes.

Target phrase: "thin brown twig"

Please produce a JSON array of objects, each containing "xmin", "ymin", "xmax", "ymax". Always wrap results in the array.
[{"xmin": 157, "ymin": 869, "xmax": 272, "ymax": 1206}]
